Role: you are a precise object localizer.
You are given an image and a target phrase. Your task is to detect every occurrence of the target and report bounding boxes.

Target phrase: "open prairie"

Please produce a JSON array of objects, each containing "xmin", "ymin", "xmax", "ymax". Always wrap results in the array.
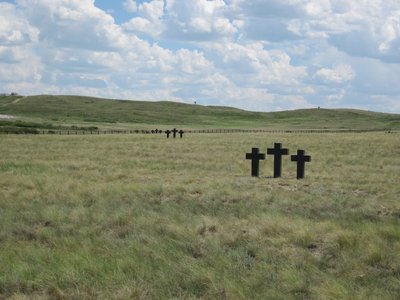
[
  {"xmin": 0, "ymin": 132, "xmax": 399, "ymax": 299},
  {"xmin": 1, "ymin": 95, "xmax": 400, "ymax": 132}
]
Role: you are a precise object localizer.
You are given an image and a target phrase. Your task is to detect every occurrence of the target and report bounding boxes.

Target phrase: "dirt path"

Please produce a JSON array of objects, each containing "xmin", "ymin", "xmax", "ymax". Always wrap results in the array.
[
  {"xmin": 0, "ymin": 114, "xmax": 16, "ymax": 120},
  {"xmin": 12, "ymin": 96, "xmax": 26, "ymax": 104}
]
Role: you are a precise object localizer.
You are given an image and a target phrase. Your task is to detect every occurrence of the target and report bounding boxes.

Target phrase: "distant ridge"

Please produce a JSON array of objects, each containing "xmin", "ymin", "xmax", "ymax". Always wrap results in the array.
[{"xmin": 0, "ymin": 94, "xmax": 399, "ymax": 130}]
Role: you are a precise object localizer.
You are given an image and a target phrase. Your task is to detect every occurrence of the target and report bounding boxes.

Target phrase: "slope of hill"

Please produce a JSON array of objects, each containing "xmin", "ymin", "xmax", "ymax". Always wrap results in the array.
[{"xmin": 0, "ymin": 94, "xmax": 399, "ymax": 130}]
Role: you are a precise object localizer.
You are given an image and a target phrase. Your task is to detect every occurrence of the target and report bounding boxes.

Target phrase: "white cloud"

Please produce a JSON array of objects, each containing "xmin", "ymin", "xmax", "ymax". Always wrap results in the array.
[
  {"xmin": 0, "ymin": 46, "xmax": 28, "ymax": 63},
  {"xmin": 0, "ymin": 0, "xmax": 399, "ymax": 113},
  {"xmin": 0, "ymin": 3, "xmax": 38, "ymax": 45},
  {"xmin": 206, "ymin": 42, "xmax": 307, "ymax": 90},
  {"xmin": 370, "ymin": 95, "xmax": 400, "ymax": 113},
  {"xmin": 175, "ymin": 49, "xmax": 212, "ymax": 74},
  {"xmin": 123, "ymin": 17, "xmax": 155, "ymax": 36},
  {"xmin": 378, "ymin": 11, "xmax": 400, "ymax": 54},
  {"xmin": 123, "ymin": 0, "xmax": 138, "ymax": 13},
  {"xmin": 122, "ymin": 0, "xmax": 165, "ymax": 37},
  {"xmin": 230, "ymin": 0, "xmax": 305, "ymax": 19},
  {"xmin": 162, "ymin": 0, "xmax": 238, "ymax": 41},
  {"xmin": 231, "ymin": 0, "xmax": 400, "ymax": 63},
  {"xmin": 138, "ymin": 0, "xmax": 164, "ymax": 21},
  {"xmin": 315, "ymin": 64, "xmax": 355, "ymax": 84}
]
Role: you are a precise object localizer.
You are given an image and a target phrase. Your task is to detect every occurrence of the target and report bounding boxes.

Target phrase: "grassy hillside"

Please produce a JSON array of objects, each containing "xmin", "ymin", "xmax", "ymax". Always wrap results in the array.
[{"xmin": 1, "ymin": 94, "xmax": 399, "ymax": 130}]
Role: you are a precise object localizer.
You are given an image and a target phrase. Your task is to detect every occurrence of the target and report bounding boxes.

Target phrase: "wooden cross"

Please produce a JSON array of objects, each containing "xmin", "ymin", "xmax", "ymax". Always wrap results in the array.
[
  {"xmin": 291, "ymin": 150, "xmax": 311, "ymax": 179},
  {"xmin": 246, "ymin": 148, "xmax": 266, "ymax": 177},
  {"xmin": 165, "ymin": 130, "xmax": 171, "ymax": 138},
  {"xmin": 267, "ymin": 143, "xmax": 289, "ymax": 178},
  {"xmin": 179, "ymin": 130, "xmax": 184, "ymax": 138},
  {"xmin": 172, "ymin": 128, "xmax": 178, "ymax": 138}
]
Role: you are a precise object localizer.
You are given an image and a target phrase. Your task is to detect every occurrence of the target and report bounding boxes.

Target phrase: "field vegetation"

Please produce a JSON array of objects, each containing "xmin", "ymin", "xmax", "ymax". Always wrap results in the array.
[
  {"xmin": 1, "ymin": 95, "xmax": 399, "ymax": 130},
  {"xmin": 1, "ymin": 132, "xmax": 399, "ymax": 299}
]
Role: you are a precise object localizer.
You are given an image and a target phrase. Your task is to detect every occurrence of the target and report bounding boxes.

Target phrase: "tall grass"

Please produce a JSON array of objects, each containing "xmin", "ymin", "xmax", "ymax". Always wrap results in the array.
[{"xmin": 0, "ymin": 133, "xmax": 399, "ymax": 299}]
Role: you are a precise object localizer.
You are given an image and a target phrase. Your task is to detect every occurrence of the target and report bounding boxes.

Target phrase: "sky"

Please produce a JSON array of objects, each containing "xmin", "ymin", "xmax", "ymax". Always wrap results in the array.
[{"xmin": 0, "ymin": 0, "xmax": 400, "ymax": 113}]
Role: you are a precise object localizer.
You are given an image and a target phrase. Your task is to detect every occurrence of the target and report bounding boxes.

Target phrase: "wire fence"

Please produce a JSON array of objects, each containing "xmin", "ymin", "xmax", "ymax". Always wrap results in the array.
[{"xmin": 1, "ymin": 128, "xmax": 397, "ymax": 135}]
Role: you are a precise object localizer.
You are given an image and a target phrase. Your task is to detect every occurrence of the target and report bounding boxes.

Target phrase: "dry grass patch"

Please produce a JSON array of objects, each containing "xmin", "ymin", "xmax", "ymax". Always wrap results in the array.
[{"xmin": 0, "ymin": 133, "xmax": 399, "ymax": 298}]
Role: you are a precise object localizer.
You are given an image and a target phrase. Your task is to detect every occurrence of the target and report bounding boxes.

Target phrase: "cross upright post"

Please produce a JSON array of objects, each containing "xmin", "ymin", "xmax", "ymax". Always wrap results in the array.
[
  {"xmin": 291, "ymin": 150, "xmax": 311, "ymax": 179},
  {"xmin": 178, "ymin": 130, "xmax": 184, "ymax": 138},
  {"xmin": 267, "ymin": 143, "xmax": 289, "ymax": 178},
  {"xmin": 246, "ymin": 148, "xmax": 266, "ymax": 177},
  {"xmin": 165, "ymin": 130, "xmax": 171, "ymax": 138},
  {"xmin": 172, "ymin": 128, "xmax": 178, "ymax": 138}
]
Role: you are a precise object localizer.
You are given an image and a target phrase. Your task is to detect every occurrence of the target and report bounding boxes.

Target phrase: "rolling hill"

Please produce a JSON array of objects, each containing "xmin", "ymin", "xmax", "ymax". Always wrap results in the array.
[{"xmin": 1, "ymin": 94, "xmax": 399, "ymax": 130}]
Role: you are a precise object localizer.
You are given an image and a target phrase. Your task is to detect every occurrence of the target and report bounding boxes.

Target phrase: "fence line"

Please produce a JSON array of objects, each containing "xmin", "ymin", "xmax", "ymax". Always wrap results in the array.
[
  {"xmin": 187, "ymin": 129, "xmax": 395, "ymax": 134},
  {"xmin": 1, "ymin": 128, "xmax": 397, "ymax": 135}
]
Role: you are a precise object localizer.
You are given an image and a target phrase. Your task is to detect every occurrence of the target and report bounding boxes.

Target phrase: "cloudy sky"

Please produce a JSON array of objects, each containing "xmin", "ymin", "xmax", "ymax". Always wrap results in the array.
[{"xmin": 1, "ymin": 0, "xmax": 400, "ymax": 112}]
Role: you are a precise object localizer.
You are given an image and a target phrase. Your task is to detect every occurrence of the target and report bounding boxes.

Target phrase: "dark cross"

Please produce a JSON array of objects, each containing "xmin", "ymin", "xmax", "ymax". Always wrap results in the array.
[
  {"xmin": 165, "ymin": 130, "xmax": 171, "ymax": 138},
  {"xmin": 172, "ymin": 128, "xmax": 178, "ymax": 138},
  {"xmin": 291, "ymin": 150, "xmax": 311, "ymax": 179},
  {"xmin": 267, "ymin": 143, "xmax": 289, "ymax": 178},
  {"xmin": 178, "ymin": 130, "xmax": 184, "ymax": 138},
  {"xmin": 246, "ymin": 148, "xmax": 266, "ymax": 177}
]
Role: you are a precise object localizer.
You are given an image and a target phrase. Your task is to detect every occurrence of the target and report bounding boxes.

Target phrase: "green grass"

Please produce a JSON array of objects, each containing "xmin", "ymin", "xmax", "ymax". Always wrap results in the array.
[
  {"xmin": 0, "ymin": 119, "xmax": 99, "ymax": 134},
  {"xmin": 1, "ymin": 94, "xmax": 399, "ymax": 130},
  {"xmin": 1, "ymin": 132, "xmax": 399, "ymax": 299}
]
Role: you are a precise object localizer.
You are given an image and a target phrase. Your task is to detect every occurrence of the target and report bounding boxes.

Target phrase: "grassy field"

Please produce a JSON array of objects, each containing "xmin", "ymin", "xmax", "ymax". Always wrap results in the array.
[
  {"xmin": 1, "ymin": 95, "xmax": 399, "ymax": 130},
  {"xmin": 0, "ymin": 132, "xmax": 399, "ymax": 299}
]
